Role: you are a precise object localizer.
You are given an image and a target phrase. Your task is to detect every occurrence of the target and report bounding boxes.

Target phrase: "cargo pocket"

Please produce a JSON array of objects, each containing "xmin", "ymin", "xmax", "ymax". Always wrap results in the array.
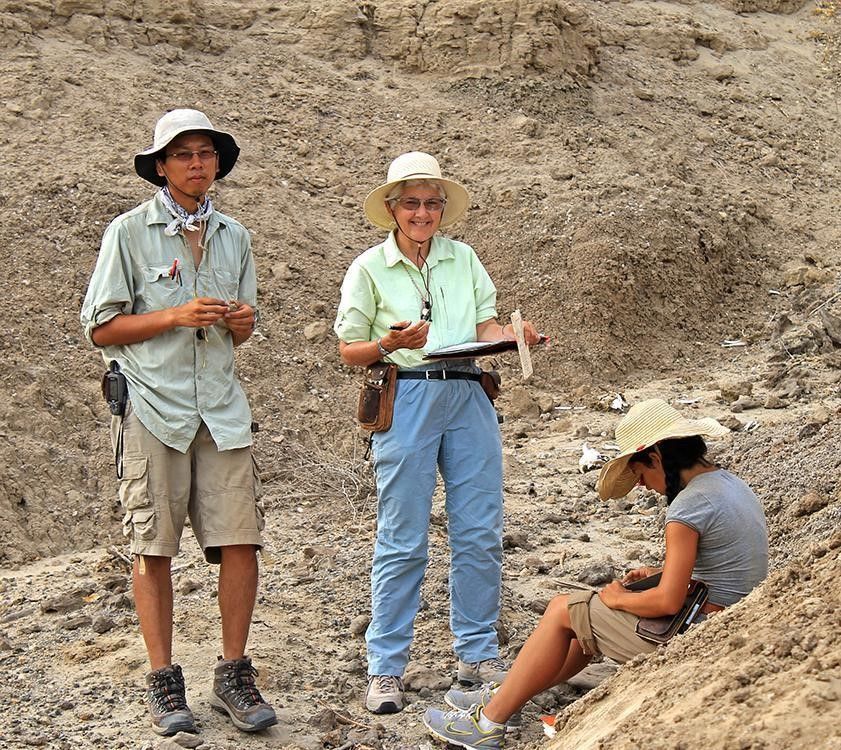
[
  {"xmin": 251, "ymin": 455, "xmax": 266, "ymax": 532},
  {"xmin": 119, "ymin": 457, "xmax": 156, "ymax": 541}
]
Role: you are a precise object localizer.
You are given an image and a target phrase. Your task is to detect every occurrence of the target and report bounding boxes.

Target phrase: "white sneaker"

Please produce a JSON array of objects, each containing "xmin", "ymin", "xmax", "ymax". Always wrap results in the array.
[
  {"xmin": 457, "ymin": 657, "xmax": 508, "ymax": 686},
  {"xmin": 365, "ymin": 674, "xmax": 404, "ymax": 714}
]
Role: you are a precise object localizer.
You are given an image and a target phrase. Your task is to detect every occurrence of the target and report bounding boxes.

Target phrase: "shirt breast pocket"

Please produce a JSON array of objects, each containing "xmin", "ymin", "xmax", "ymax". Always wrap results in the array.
[
  {"xmin": 141, "ymin": 265, "xmax": 185, "ymax": 311},
  {"xmin": 206, "ymin": 266, "xmax": 239, "ymax": 302},
  {"xmin": 435, "ymin": 280, "xmax": 461, "ymax": 337}
]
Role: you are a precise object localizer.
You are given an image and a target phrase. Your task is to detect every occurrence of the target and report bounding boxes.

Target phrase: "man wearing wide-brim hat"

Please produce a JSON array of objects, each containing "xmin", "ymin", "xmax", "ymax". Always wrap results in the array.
[{"xmin": 81, "ymin": 109, "xmax": 276, "ymax": 736}]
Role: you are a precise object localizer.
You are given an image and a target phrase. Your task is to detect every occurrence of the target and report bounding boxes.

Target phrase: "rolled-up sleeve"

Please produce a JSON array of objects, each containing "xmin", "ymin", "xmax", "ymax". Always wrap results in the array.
[
  {"xmin": 80, "ymin": 219, "xmax": 134, "ymax": 346},
  {"xmin": 237, "ymin": 230, "xmax": 258, "ymax": 309},
  {"xmin": 334, "ymin": 260, "xmax": 377, "ymax": 343}
]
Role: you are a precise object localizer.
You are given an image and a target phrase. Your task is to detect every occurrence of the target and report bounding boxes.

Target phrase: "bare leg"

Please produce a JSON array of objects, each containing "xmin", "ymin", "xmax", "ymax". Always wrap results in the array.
[
  {"xmin": 218, "ymin": 545, "xmax": 258, "ymax": 659},
  {"xmin": 483, "ymin": 595, "xmax": 585, "ymax": 724},
  {"xmin": 548, "ymin": 638, "xmax": 591, "ymax": 684},
  {"xmin": 133, "ymin": 555, "xmax": 174, "ymax": 670}
]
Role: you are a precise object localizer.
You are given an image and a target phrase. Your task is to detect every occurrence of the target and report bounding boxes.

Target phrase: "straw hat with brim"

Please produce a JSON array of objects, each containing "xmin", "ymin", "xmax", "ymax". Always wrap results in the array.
[
  {"xmin": 596, "ymin": 398, "xmax": 730, "ymax": 501},
  {"xmin": 134, "ymin": 108, "xmax": 240, "ymax": 187},
  {"xmin": 363, "ymin": 151, "xmax": 469, "ymax": 230}
]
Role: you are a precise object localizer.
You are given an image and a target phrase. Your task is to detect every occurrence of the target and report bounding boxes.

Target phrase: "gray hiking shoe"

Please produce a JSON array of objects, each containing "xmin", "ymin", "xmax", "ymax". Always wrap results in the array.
[
  {"xmin": 210, "ymin": 656, "xmax": 277, "ymax": 732},
  {"xmin": 457, "ymin": 657, "xmax": 508, "ymax": 686},
  {"xmin": 145, "ymin": 664, "xmax": 197, "ymax": 736},
  {"xmin": 424, "ymin": 704, "xmax": 505, "ymax": 750},
  {"xmin": 365, "ymin": 674, "xmax": 405, "ymax": 714},
  {"xmin": 445, "ymin": 682, "xmax": 522, "ymax": 733}
]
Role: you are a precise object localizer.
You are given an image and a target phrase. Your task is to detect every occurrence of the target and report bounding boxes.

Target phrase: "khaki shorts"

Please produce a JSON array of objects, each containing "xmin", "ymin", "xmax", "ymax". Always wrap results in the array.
[
  {"xmin": 111, "ymin": 404, "xmax": 265, "ymax": 564},
  {"xmin": 568, "ymin": 590, "xmax": 658, "ymax": 663}
]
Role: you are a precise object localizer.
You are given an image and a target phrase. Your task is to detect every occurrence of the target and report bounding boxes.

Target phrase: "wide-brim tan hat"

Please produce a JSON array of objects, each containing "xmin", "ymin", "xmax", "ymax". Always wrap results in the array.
[
  {"xmin": 363, "ymin": 151, "xmax": 469, "ymax": 230},
  {"xmin": 134, "ymin": 108, "xmax": 240, "ymax": 187},
  {"xmin": 596, "ymin": 398, "xmax": 729, "ymax": 501}
]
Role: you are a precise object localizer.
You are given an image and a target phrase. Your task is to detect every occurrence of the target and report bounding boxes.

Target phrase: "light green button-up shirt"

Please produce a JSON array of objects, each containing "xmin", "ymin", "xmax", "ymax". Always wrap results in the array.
[
  {"xmin": 334, "ymin": 231, "xmax": 498, "ymax": 369},
  {"xmin": 81, "ymin": 192, "xmax": 257, "ymax": 453}
]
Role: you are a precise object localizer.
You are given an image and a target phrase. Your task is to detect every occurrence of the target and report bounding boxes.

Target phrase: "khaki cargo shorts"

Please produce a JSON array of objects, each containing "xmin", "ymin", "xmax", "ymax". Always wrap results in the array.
[
  {"xmin": 568, "ymin": 590, "xmax": 658, "ymax": 664},
  {"xmin": 111, "ymin": 404, "xmax": 265, "ymax": 564}
]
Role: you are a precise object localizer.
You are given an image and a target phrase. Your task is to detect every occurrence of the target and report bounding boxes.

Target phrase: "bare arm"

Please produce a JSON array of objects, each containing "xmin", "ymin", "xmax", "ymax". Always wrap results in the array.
[
  {"xmin": 91, "ymin": 297, "xmax": 230, "ymax": 347},
  {"xmin": 598, "ymin": 522, "xmax": 699, "ymax": 617},
  {"xmin": 338, "ymin": 320, "xmax": 429, "ymax": 367},
  {"xmin": 221, "ymin": 302, "xmax": 256, "ymax": 347},
  {"xmin": 476, "ymin": 318, "xmax": 541, "ymax": 344}
]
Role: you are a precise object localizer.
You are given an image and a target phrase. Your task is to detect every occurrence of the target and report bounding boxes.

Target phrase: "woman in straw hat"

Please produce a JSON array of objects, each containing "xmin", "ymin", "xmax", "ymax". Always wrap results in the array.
[
  {"xmin": 424, "ymin": 399, "xmax": 768, "ymax": 749},
  {"xmin": 334, "ymin": 152, "xmax": 540, "ymax": 714}
]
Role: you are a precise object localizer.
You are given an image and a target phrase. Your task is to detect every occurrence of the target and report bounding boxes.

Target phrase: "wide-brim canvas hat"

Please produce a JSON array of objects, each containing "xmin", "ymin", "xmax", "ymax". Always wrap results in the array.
[
  {"xmin": 363, "ymin": 151, "xmax": 469, "ymax": 230},
  {"xmin": 596, "ymin": 398, "xmax": 730, "ymax": 501},
  {"xmin": 134, "ymin": 108, "xmax": 240, "ymax": 187}
]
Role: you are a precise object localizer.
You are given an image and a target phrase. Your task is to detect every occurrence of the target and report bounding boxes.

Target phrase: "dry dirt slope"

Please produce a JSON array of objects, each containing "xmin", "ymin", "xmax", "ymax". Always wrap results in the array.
[
  {"xmin": 0, "ymin": 1, "xmax": 839, "ymax": 748},
  {"xmin": 0, "ymin": 0, "xmax": 839, "ymax": 562}
]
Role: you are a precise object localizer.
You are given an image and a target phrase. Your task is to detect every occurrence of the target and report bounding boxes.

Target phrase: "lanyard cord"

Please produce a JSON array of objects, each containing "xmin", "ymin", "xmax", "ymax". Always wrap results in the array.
[{"xmin": 402, "ymin": 260, "xmax": 433, "ymax": 303}]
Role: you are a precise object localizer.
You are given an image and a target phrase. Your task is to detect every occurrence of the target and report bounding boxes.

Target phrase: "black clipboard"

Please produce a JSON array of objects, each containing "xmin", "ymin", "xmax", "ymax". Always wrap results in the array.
[{"xmin": 424, "ymin": 335, "xmax": 547, "ymax": 361}]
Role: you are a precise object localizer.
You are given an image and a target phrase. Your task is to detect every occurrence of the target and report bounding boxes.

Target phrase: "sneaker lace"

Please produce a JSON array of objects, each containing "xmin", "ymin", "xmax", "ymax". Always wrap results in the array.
[
  {"xmin": 148, "ymin": 666, "xmax": 189, "ymax": 713},
  {"xmin": 443, "ymin": 705, "xmax": 478, "ymax": 722},
  {"xmin": 480, "ymin": 682, "xmax": 500, "ymax": 705},
  {"xmin": 481, "ymin": 657, "xmax": 507, "ymax": 672},
  {"xmin": 372, "ymin": 674, "xmax": 403, "ymax": 693},
  {"xmin": 220, "ymin": 660, "xmax": 266, "ymax": 709}
]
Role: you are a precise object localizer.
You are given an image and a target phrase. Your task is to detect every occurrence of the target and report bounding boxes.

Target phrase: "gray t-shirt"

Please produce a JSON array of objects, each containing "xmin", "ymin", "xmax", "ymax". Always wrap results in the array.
[{"xmin": 666, "ymin": 469, "xmax": 768, "ymax": 606}]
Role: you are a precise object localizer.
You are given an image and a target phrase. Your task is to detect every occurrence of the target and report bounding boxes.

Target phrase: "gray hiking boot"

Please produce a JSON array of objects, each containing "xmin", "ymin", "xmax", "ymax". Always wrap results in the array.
[
  {"xmin": 424, "ymin": 704, "xmax": 505, "ymax": 750},
  {"xmin": 457, "ymin": 657, "xmax": 508, "ymax": 686},
  {"xmin": 145, "ymin": 664, "xmax": 197, "ymax": 736},
  {"xmin": 445, "ymin": 682, "xmax": 522, "ymax": 733},
  {"xmin": 365, "ymin": 674, "xmax": 405, "ymax": 714},
  {"xmin": 210, "ymin": 656, "xmax": 277, "ymax": 732}
]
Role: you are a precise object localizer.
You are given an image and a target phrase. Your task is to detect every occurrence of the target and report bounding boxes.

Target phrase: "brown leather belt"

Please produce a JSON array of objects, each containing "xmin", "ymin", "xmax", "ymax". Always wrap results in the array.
[{"xmin": 701, "ymin": 601, "xmax": 725, "ymax": 615}]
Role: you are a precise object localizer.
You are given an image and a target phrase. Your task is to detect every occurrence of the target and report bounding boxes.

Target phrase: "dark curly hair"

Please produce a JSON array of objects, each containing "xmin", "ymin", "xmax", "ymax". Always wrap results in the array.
[{"xmin": 628, "ymin": 435, "xmax": 713, "ymax": 504}]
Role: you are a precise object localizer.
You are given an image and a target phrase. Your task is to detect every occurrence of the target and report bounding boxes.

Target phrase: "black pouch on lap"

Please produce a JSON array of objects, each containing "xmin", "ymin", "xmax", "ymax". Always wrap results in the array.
[{"xmin": 632, "ymin": 577, "xmax": 709, "ymax": 645}]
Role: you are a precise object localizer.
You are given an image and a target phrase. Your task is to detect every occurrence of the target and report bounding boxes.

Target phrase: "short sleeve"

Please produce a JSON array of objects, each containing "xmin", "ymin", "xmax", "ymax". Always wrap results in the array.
[
  {"xmin": 471, "ymin": 249, "xmax": 497, "ymax": 323},
  {"xmin": 334, "ymin": 260, "xmax": 377, "ymax": 343},
  {"xmin": 666, "ymin": 494, "xmax": 714, "ymax": 536}
]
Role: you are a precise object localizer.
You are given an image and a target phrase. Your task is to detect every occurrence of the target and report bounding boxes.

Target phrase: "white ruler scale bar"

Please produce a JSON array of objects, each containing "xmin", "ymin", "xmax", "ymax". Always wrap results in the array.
[{"xmin": 510, "ymin": 309, "xmax": 533, "ymax": 381}]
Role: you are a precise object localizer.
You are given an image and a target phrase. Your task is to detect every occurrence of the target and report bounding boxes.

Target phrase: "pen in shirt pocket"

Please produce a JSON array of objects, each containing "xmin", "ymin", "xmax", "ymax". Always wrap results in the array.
[{"xmin": 168, "ymin": 258, "xmax": 183, "ymax": 286}]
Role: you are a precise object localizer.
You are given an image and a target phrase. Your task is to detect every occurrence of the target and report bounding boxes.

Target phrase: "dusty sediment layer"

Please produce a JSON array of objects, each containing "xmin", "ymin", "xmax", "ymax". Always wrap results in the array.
[{"xmin": 0, "ymin": 0, "xmax": 839, "ymax": 747}]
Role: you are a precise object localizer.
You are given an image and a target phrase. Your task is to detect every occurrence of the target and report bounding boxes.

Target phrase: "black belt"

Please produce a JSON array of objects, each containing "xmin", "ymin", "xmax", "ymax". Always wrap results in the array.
[{"xmin": 397, "ymin": 370, "xmax": 482, "ymax": 382}]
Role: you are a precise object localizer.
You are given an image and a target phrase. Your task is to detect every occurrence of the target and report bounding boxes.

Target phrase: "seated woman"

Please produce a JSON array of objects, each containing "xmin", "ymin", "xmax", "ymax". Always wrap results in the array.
[{"xmin": 424, "ymin": 398, "xmax": 769, "ymax": 750}]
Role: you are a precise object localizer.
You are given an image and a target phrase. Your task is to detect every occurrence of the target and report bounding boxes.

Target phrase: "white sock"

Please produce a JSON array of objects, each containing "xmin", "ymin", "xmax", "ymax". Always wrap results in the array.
[{"xmin": 478, "ymin": 710, "xmax": 504, "ymax": 732}]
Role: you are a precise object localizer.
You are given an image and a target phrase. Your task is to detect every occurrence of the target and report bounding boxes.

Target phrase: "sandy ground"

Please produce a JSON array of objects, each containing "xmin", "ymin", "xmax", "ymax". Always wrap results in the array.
[{"xmin": 0, "ymin": 1, "xmax": 840, "ymax": 749}]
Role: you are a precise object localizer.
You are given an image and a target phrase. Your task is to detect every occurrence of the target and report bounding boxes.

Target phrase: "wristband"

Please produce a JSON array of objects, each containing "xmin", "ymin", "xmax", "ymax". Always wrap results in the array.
[{"xmin": 376, "ymin": 338, "xmax": 391, "ymax": 357}]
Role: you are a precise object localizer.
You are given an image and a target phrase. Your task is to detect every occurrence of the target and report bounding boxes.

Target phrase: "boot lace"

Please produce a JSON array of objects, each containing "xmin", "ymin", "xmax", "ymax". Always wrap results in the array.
[
  {"xmin": 219, "ymin": 660, "xmax": 266, "ymax": 709},
  {"xmin": 481, "ymin": 657, "xmax": 507, "ymax": 672},
  {"xmin": 148, "ymin": 665, "xmax": 189, "ymax": 713},
  {"xmin": 371, "ymin": 674, "xmax": 404, "ymax": 694}
]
